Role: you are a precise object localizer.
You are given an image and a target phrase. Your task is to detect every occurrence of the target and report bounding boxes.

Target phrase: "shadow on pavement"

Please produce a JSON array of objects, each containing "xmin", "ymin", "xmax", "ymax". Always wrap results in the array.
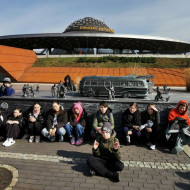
[
  {"xmin": 175, "ymin": 171, "xmax": 190, "ymax": 190},
  {"xmin": 57, "ymin": 150, "xmax": 91, "ymax": 176}
]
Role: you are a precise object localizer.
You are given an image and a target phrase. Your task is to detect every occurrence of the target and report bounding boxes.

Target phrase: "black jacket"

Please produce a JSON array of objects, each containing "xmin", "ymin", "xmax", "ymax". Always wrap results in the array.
[
  {"xmin": 46, "ymin": 109, "xmax": 68, "ymax": 130},
  {"xmin": 27, "ymin": 109, "xmax": 46, "ymax": 127},
  {"xmin": 6, "ymin": 114, "xmax": 23, "ymax": 129},
  {"xmin": 141, "ymin": 110, "xmax": 160, "ymax": 128},
  {"xmin": 122, "ymin": 108, "xmax": 141, "ymax": 129}
]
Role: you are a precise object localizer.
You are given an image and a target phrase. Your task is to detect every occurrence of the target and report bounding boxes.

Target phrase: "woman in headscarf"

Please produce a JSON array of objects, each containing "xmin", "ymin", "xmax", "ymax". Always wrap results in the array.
[{"xmin": 65, "ymin": 102, "xmax": 87, "ymax": 145}]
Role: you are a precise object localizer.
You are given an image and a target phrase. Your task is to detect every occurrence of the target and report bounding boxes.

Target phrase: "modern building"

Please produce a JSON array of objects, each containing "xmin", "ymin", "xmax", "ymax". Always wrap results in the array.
[{"xmin": 0, "ymin": 17, "xmax": 190, "ymax": 54}]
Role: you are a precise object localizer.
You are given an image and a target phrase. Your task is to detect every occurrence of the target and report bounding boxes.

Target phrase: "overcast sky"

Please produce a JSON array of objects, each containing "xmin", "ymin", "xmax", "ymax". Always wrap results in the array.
[{"xmin": 0, "ymin": 0, "xmax": 190, "ymax": 42}]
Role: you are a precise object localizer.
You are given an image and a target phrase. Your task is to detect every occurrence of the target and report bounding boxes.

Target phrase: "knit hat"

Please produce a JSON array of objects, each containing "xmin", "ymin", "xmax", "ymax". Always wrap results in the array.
[
  {"xmin": 101, "ymin": 122, "xmax": 112, "ymax": 134},
  {"xmin": 3, "ymin": 77, "xmax": 11, "ymax": 83}
]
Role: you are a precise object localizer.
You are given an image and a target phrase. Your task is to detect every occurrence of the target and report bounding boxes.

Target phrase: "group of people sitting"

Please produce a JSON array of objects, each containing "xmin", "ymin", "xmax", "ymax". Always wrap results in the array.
[{"xmin": 0, "ymin": 99, "xmax": 189, "ymax": 182}]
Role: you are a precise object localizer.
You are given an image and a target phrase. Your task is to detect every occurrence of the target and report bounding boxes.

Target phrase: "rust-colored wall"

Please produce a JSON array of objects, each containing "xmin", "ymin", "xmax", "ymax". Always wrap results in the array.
[
  {"xmin": 0, "ymin": 46, "xmax": 185, "ymax": 86},
  {"xmin": 19, "ymin": 67, "xmax": 186, "ymax": 86},
  {"xmin": 0, "ymin": 45, "xmax": 37, "ymax": 81}
]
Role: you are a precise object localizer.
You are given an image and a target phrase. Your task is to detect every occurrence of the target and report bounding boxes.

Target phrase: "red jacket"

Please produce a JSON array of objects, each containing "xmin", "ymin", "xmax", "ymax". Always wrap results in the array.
[{"xmin": 168, "ymin": 100, "xmax": 190, "ymax": 126}]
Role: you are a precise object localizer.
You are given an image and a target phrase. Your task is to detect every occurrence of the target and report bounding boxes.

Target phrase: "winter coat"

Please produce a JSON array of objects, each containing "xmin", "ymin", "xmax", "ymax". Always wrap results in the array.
[
  {"xmin": 141, "ymin": 109, "xmax": 160, "ymax": 128},
  {"xmin": 6, "ymin": 114, "xmax": 23, "ymax": 129},
  {"xmin": 0, "ymin": 85, "xmax": 15, "ymax": 97},
  {"xmin": 92, "ymin": 131, "xmax": 121, "ymax": 161},
  {"xmin": 93, "ymin": 108, "xmax": 114, "ymax": 130},
  {"xmin": 168, "ymin": 100, "xmax": 190, "ymax": 126},
  {"xmin": 68, "ymin": 107, "xmax": 87, "ymax": 128},
  {"xmin": 122, "ymin": 108, "xmax": 141, "ymax": 129},
  {"xmin": 27, "ymin": 109, "xmax": 46, "ymax": 128},
  {"xmin": 46, "ymin": 109, "xmax": 68, "ymax": 130}
]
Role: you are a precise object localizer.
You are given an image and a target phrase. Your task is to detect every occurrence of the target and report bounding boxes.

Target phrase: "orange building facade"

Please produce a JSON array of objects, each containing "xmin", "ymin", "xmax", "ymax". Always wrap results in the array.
[{"xmin": 0, "ymin": 45, "xmax": 186, "ymax": 86}]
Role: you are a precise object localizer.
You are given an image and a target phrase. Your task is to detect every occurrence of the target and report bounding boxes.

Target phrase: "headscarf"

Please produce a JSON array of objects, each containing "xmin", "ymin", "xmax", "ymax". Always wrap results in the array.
[{"xmin": 72, "ymin": 102, "xmax": 83, "ymax": 123}]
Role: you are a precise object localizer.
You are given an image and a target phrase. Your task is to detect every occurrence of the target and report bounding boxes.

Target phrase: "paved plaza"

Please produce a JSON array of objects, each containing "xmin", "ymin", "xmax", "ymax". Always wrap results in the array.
[{"xmin": 0, "ymin": 139, "xmax": 190, "ymax": 190}]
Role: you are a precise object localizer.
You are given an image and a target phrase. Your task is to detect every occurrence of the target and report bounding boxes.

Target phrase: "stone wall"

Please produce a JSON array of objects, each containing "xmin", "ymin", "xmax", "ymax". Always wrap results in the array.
[{"xmin": 1, "ymin": 97, "xmax": 187, "ymax": 143}]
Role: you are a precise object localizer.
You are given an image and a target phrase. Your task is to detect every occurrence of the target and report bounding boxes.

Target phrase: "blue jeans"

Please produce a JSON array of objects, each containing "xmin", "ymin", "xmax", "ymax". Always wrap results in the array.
[
  {"xmin": 41, "ymin": 127, "xmax": 66, "ymax": 142},
  {"xmin": 124, "ymin": 126, "xmax": 141, "ymax": 143},
  {"xmin": 65, "ymin": 123, "xmax": 84, "ymax": 140}
]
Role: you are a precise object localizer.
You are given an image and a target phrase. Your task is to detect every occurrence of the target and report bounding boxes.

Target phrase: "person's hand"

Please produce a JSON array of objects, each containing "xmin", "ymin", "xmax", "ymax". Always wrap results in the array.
[
  {"xmin": 128, "ymin": 131, "xmax": 133, "ymax": 135},
  {"xmin": 51, "ymin": 128, "xmax": 56, "ymax": 136},
  {"xmin": 29, "ymin": 117, "xmax": 36, "ymax": 122},
  {"xmin": 6, "ymin": 120, "xmax": 13, "ymax": 124},
  {"xmin": 93, "ymin": 140, "xmax": 99, "ymax": 150},
  {"xmin": 113, "ymin": 141, "xmax": 120, "ymax": 150},
  {"xmin": 49, "ymin": 129, "xmax": 53, "ymax": 136},
  {"xmin": 96, "ymin": 127, "xmax": 102, "ymax": 134},
  {"xmin": 12, "ymin": 121, "xmax": 19, "ymax": 124},
  {"xmin": 4, "ymin": 83, "xmax": 10, "ymax": 87},
  {"xmin": 133, "ymin": 126, "xmax": 140, "ymax": 131},
  {"xmin": 146, "ymin": 128, "xmax": 152, "ymax": 133}
]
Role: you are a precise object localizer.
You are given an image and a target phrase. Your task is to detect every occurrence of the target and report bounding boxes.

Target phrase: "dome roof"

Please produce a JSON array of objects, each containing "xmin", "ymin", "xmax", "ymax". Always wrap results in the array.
[{"xmin": 64, "ymin": 17, "xmax": 114, "ymax": 33}]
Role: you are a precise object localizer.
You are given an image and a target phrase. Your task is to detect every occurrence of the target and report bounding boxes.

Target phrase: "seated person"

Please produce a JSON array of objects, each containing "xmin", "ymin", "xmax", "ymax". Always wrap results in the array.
[
  {"xmin": 166, "ymin": 100, "xmax": 190, "ymax": 154},
  {"xmin": 0, "ymin": 108, "xmax": 6, "ymax": 141},
  {"xmin": 87, "ymin": 122, "xmax": 124, "ymax": 182},
  {"xmin": 122, "ymin": 102, "xmax": 141, "ymax": 144},
  {"xmin": 65, "ymin": 102, "xmax": 87, "ymax": 145},
  {"xmin": 41, "ymin": 102, "xmax": 67, "ymax": 142},
  {"xmin": 2, "ymin": 108, "xmax": 23, "ymax": 147},
  {"xmin": 91, "ymin": 101, "xmax": 114, "ymax": 138},
  {"xmin": 141, "ymin": 104, "xmax": 160, "ymax": 150},
  {"xmin": 27, "ymin": 103, "xmax": 46, "ymax": 143},
  {"xmin": 0, "ymin": 77, "xmax": 15, "ymax": 97}
]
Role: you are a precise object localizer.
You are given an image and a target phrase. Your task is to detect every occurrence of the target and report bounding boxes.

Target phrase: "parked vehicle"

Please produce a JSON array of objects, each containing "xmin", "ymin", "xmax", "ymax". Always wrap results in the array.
[{"xmin": 79, "ymin": 75, "xmax": 154, "ymax": 98}]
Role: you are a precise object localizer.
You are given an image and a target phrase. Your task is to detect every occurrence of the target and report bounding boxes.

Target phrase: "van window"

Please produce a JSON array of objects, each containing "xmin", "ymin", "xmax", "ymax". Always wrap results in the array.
[
  {"xmin": 84, "ymin": 81, "xmax": 90, "ymax": 86},
  {"xmin": 97, "ymin": 81, "xmax": 104, "ymax": 86},
  {"xmin": 91, "ymin": 81, "xmax": 98, "ymax": 86},
  {"xmin": 104, "ymin": 81, "xmax": 111, "ymax": 86},
  {"xmin": 113, "ymin": 81, "xmax": 120, "ymax": 87}
]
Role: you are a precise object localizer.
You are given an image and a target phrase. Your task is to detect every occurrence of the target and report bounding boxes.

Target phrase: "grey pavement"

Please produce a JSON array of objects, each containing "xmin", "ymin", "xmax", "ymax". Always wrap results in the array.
[{"xmin": 0, "ymin": 139, "xmax": 190, "ymax": 190}]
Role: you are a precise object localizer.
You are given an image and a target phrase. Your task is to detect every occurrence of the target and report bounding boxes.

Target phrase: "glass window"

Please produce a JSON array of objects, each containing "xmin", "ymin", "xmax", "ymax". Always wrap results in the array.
[
  {"xmin": 121, "ymin": 82, "xmax": 128, "ymax": 87},
  {"xmin": 138, "ymin": 81, "xmax": 144, "ymax": 87},
  {"xmin": 113, "ymin": 81, "xmax": 120, "ymax": 87},
  {"xmin": 91, "ymin": 81, "xmax": 98, "ymax": 86},
  {"xmin": 84, "ymin": 81, "xmax": 90, "ymax": 86},
  {"xmin": 104, "ymin": 81, "xmax": 111, "ymax": 87},
  {"xmin": 97, "ymin": 81, "xmax": 103, "ymax": 86}
]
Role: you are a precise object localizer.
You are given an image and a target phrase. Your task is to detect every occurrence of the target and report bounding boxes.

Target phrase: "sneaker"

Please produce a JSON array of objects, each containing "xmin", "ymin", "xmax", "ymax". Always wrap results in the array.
[
  {"xmin": 76, "ymin": 138, "xmax": 83, "ymax": 146},
  {"xmin": 35, "ymin": 136, "xmax": 41, "ymax": 143},
  {"xmin": 89, "ymin": 169, "xmax": 96, "ymax": 176},
  {"xmin": 70, "ymin": 137, "xmax": 75, "ymax": 145},
  {"xmin": 150, "ymin": 145, "xmax": 156, "ymax": 150},
  {"xmin": 126, "ymin": 135, "xmax": 131, "ymax": 143},
  {"xmin": 2, "ymin": 139, "xmax": 9, "ymax": 146},
  {"xmin": 22, "ymin": 134, "xmax": 29, "ymax": 139},
  {"xmin": 4, "ymin": 140, "xmax": 15, "ymax": 147},
  {"xmin": 29, "ymin": 136, "xmax": 34, "ymax": 143},
  {"xmin": 50, "ymin": 136, "xmax": 56, "ymax": 142}
]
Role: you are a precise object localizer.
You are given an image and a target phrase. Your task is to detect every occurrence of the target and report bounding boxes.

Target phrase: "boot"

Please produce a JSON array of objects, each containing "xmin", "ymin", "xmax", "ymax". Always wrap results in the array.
[{"xmin": 106, "ymin": 171, "xmax": 119, "ymax": 182}]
